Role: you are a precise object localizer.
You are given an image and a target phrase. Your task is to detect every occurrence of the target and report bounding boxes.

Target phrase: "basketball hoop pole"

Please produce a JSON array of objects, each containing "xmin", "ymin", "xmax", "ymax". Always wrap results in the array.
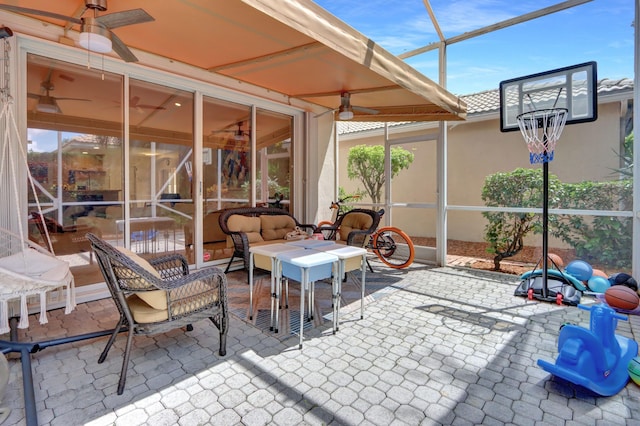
[
  {"xmin": 541, "ymin": 151, "xmax": 550, "ymax": 298},
  {"xmin": 516, "ymin": 108, "xmax": 567, "ymax": 302}
]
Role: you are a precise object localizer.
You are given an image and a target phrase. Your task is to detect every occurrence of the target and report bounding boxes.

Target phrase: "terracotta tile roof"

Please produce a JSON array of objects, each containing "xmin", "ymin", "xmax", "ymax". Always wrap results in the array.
[{"xmin": 337, "ymin": 78, "xmax": 634, "ymax": 135}]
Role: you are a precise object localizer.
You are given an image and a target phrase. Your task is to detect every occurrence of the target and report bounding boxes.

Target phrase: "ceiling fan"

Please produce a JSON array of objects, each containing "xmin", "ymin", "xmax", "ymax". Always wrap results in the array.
[
  {"xmin": 211, "ymin": 122, "xmax": 251, "ymax": 141},
  {"xmin": 336, "ymin": 92, "xmax": 379, "ymax": 120},
  {"xmin": 315, "ymin": 92, "xmax": 380, "ymax": 120},
  {"xmin": 129, "ymin": 96, "xmax": 166, "ymax": 113},
  {"xmin": 28, "ymin": 74, "xmax": 90, "ymax": 114},
  {"xmin": 0, "ymin": 0, "xmax": 154, "ymax": 62}
]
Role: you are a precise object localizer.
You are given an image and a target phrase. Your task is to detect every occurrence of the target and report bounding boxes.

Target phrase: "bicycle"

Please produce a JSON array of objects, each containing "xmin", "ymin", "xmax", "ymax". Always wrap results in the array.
[{"xmin": 317, "ymin": 196, "xmax": 415, "ymax": 269}]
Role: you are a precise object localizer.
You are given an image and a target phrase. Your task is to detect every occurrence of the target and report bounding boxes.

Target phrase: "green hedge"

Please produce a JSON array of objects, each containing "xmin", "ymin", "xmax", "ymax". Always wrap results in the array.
[{"xmin": 482, "ymin": 168, "xmax": 632, "ymax": 270}]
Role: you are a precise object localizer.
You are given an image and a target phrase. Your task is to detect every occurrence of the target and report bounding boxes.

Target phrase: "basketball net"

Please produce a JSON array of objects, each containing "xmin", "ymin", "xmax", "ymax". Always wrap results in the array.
[{"xmin": 516, "ymin": 108, "xmax": 568, "ymax": 164}]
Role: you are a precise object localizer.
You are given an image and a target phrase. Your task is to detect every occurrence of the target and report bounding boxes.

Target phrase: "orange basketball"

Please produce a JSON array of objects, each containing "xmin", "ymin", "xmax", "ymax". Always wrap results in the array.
[
  {"xmin": 592, "ymin": 269, "xmax": 608, "ymax": 279},
  {"xmin": 547, "ymin": 253, "xmax": 564, "ymax": 269},
  {"xmin": 605, "ymin": 286, "xmax": 640, "ymax": 311}
]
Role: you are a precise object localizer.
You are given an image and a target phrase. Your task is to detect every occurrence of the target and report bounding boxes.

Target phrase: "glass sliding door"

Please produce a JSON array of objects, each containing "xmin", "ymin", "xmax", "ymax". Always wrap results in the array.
[
  {"xmin": 26, "ymin": 54, "xmax": 124, "ymax": 286},
  {"xmin": 128, "ymin": 79, "xmax": 193, "ymax": 259},
  {"xmin": 192, "ymin": 97, "xmax": 252, "ymax": 265},
  {"xmin": 256, "ymin": 109, "xmax": 293, "ymax": 210}
]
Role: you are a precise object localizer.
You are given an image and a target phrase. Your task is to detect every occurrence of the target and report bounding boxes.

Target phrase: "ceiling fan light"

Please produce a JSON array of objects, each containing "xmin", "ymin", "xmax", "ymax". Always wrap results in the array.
[
  {"xmin": 338, "ymin": 105, "xmax": 354, "ymax": 120},
  {"xmin": 36, "ymin": 98, "xmax": 60, "ymax": 114},
  {"xmin": 79, "ymin": 18, "xmax": 112, "ymax": 53},
  {"xmin": 234, "ymin": 133, "xmax": 245, "ymax": 142}
]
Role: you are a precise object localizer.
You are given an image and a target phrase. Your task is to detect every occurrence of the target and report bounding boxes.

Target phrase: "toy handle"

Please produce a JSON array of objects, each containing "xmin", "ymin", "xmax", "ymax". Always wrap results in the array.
[{"xmin": 578, "ymin": 304, "xmax": 628, "ymax": 321}]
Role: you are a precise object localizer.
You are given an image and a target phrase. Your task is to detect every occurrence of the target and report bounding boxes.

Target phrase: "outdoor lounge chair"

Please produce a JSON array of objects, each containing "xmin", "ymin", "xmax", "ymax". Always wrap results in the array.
[
  {"xmin": 87, "ymin": 233, "xmax": 228, "ymax": 395},
  {"xmin": 317, "ymin": 208, "xmax": 381, "ymax": 247},
  {"xmin": 317, "ymin": 208, "xmax": 381, "ymax": 272}
]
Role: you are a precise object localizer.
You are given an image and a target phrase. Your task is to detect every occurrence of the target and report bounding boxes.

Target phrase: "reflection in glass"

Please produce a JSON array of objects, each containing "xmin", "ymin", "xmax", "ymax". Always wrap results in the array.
[
  {"xmin": 128, "ymin": 79, "xmax": 193, "ymax": 259},
  {"xmin": 26, "ymin": 54, "xmax": 123, "ymax": 286}
]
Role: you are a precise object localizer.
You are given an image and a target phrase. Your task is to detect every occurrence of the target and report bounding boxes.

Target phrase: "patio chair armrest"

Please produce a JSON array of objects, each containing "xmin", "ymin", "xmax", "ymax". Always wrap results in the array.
[
  {"xmin": 316, "ymin": 224, "xmax": 339, "ymax": 241},
  {"xmin": 298, "ymin": 224, "xmax": 318, "ymax": 233},
  {"xmin": 165, "ymin": 267, "xmax": 228, "ymax": 319}
]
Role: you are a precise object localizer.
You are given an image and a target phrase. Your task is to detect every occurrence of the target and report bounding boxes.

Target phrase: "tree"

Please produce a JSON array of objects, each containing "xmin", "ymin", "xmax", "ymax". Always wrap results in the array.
[{"xmin": 346, "ymin": 144, "xmax": 414, "ymax": 204}]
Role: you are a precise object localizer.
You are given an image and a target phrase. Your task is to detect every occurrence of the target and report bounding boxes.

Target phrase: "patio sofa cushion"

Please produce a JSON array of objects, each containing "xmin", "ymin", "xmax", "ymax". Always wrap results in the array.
[
  {"xmin": 226, "ymin": 215, "xmax": 263, "ymax": 247},
  {"xmin": 219, "ymin": 206, "xmax": 317, "ymax": 273},
  {"xmin": 339, "ymin": 212, "xmax": 374, "ymax": 241},
  {"xmin": 260, "ymin": 215, "xmax": 297, "ymax": 240},
  {"xmin": 116, "ymin": 247, "xmax": 167, "ymax": 310}
]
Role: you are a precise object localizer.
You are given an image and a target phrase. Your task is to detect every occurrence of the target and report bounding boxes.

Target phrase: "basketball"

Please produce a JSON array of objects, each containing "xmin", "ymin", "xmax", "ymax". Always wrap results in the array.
[
  {"xmin": 547, "ymin": 253, "xmax": 564, "ymax": 269},
  {"xmin": 604, "ymin": 285, "xmax": 640, "ymax": 311},
  {"xmin": 628, "ymin": 357, "xmax": 640, "ymax": 386},
  {"xmin": 565, "ymin": 260, "xmax": 593, "ymax": 282},
  {"xmin": 592, "ymin": 268, "xmax": 608, "ymax": 279},
  {"xmin": 587, "ymin": 276, "xmax": 610, "ymax": 293}
]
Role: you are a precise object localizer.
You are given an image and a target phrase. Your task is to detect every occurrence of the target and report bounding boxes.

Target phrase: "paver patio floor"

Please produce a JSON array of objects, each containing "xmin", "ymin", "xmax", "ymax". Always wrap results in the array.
[{"xmin": 2, "ymin": 264, "xmax": 640, "ymax": 425}]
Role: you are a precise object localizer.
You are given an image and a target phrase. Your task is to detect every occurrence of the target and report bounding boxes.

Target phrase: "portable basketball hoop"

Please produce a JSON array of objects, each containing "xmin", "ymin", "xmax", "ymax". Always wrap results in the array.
[
  {"xmin": 500, "ymin": 61, "xmax": 598, "ymax": 304},
  {"xmin": 517, "ymin": 108, "xmax": 568, "ymax": 164}
]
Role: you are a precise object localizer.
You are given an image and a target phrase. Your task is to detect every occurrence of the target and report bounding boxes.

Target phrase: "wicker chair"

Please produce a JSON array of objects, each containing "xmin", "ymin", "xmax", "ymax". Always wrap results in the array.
[
  {"xmin": 317, "ymin": 208, "xmax": 381, "ymax": 246},
  {"xmin": 87, "ymin": 233, "xmax": 228, "ymax": 395}
]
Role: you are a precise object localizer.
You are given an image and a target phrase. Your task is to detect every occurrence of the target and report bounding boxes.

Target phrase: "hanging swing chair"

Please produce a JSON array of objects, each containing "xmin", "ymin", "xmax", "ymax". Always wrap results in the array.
[
  {"xmin": 0, "ymin": 34, "xmax": 76, "ymax": 426},
  {"xmin": 0, "ymin": 62, "xmax": 75, "ymax": 334},
  {"xmin": 0, "ymin": 229, "xmax": 75, "ymax": 333}
]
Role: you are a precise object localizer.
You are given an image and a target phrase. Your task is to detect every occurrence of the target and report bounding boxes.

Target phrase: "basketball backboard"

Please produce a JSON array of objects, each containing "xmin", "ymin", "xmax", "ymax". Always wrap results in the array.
[{"xmin": 499, "ymin": 61, "xmax": 597, "ymax": 132}]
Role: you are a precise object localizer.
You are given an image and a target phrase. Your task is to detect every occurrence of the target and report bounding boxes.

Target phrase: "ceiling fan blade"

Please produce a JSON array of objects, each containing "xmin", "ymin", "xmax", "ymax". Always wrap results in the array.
[
  {"xmin": 136, "ymin": 104, "xmax": 166, "ymax": 110},
  {"xmin": 0, "ymin": 5, "xmax": 82, "ymax": 24},
  {"xmin": 96, "ymin": 9, "xmax": 154, "ymax": 29},
  {"xmin": 55, "ymin": 97, "xmax": 91, "ymax": 102},
  {"xmin": 27, "ymin": 93, "xmax": 40, "ymax": 100},
  {"xmin": 314, "ymin": 108, "xmax": 337, "ymax": 118},
  {"xmin": 110, "ymin": 32, "xmax": 138, "ymax": 62},
  {"xmin": 353, "ymin": 105, "xmax": 380, "ymax": 115}
]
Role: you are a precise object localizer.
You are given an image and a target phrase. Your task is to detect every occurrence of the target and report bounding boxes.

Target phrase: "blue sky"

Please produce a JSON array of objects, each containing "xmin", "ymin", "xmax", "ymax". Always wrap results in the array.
[{"xmin": 314, "ymin": 0, "xmax": 634, "ymax": 95}]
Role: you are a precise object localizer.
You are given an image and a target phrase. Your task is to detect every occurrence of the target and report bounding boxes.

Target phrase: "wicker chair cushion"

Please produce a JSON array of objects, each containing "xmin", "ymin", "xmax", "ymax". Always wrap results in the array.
[
  {"xmin": 226, "ymin": 215, "xmax": 264, "ymax": 247},
  {"xmin": 339, "ymin": 212, "xmax": 374, "ymax": 241},
  {"xmin": 116, "ymin": 247, "xmax": 167, "ymax": 310},
  {"xmin": 126, "ymin": 294, "xmax": 168, "ymax": 323},
  {"xmin": 260, "ymin": 215, "xmax": 296, "ymax": 240}
]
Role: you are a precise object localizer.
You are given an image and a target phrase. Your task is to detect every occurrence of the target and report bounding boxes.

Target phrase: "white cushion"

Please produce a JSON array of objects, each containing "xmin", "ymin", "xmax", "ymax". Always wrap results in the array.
[{"xmin": 0, "ymin": 250, "xmax": 69, "ymax": 282}]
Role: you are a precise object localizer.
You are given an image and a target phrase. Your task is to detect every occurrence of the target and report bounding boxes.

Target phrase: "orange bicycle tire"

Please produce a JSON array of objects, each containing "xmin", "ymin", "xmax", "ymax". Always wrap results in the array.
[
  {"xmin": 372, "ymin": 226, "xmax": 415, "ymax": 269},
  {"xmin": 317, "ymin": 220, "xmax": 334, "ymax": 228}
]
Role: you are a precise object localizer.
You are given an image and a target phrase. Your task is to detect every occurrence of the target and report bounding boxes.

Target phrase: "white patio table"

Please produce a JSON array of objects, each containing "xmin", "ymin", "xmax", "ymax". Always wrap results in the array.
[{"xmin": 276, "ymin": 249, "xmax": 339, "ymax": 349}]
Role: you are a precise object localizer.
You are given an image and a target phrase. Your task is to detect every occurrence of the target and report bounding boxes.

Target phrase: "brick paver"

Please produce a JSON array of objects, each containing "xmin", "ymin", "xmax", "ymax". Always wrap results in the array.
[{"xmin": 2, "ymin": 264, "xmax": 640, "ymax": 425}]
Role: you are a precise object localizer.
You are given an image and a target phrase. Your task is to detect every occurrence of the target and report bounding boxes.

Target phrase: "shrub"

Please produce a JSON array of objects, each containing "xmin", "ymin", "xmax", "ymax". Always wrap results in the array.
[
  {"xmin": 481, "ymin": 168, "xmax": 563, "ymax": 270},
  {"xmin": 482, "ymin": 168, "xmax": 633, "ymax": 270}
]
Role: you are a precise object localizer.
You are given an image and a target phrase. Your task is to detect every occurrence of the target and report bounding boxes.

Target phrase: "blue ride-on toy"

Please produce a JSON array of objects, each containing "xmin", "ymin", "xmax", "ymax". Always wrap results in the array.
[{"xmin": 537, "ymin": 304, "xmax": 638, "ymax": 396}]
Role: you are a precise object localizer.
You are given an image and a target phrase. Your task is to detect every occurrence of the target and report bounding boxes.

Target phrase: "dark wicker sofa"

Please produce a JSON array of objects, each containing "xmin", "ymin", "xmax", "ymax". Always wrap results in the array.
[{"xmin": 218, "ymin": 207, "xmax": 317, "ymax": 272}]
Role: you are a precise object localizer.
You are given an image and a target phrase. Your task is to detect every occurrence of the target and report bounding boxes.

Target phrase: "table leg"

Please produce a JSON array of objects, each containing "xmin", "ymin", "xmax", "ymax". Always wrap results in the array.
[
  {"xmin": 360, "ymin": 254, "xmax": 366, "ymax": 320},
  {"xmin": 299, "ymin": 269, "xmax": 307, "ymax": 349},
  {"xmin": 249, "ymin": 254, "xmax": 254, "ymax": 321},
  {"xmin": 333, "ymin": 262, "xmax": 341, "ymax": 334},
  {"xmin": 273, "ymin": 259, "xmax": 280, "ymax": 333}
]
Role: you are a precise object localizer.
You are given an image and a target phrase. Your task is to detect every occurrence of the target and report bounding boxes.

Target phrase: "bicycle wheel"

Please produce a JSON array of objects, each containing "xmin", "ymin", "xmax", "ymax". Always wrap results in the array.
[{"xmin": 372, "ymin": 226, "xmax": 415, "ymax": 269}]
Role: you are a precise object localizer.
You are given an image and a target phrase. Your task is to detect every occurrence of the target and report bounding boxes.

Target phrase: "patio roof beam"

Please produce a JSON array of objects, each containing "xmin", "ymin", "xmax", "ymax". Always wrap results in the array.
[
  {"xmin": 399, "ymin": 0, "xmax": 593, "ymax": 59},
  {"xmin": 207, "ymin": 42, "xmax": 323, "ymax": 72},
  {"xmin": 292, "ymin": 85, "xmax": 398, "ymax": 99}
]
